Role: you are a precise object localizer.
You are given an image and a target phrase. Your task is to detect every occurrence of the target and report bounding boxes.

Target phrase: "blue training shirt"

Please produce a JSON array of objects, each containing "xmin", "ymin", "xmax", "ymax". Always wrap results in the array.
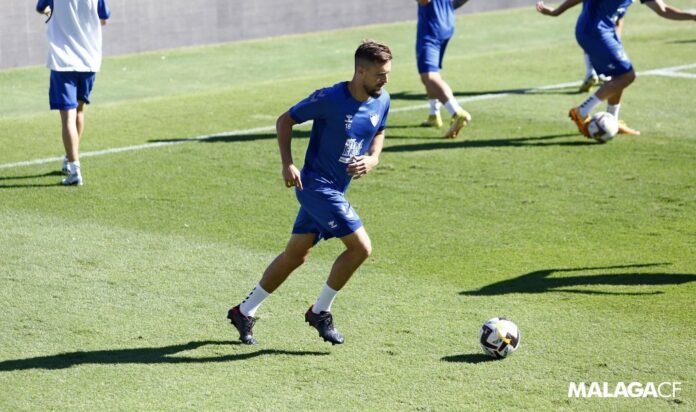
[
  {"xmin": 417, "ymin": 0, "xmax": 456, "ymax": 41},
  {"xmin": 289, "ymin": 82, "xmax": 390, "ymax": 194},
  {"xmin": 577, "ymin": 0, "xmax": 645, "ymax": 35}
]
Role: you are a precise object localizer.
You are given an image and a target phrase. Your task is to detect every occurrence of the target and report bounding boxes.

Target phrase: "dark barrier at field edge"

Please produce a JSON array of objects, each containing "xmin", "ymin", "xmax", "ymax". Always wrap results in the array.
[{"xmin": 0, "ymin": 0, "xmax": 536, "ymax": 70}]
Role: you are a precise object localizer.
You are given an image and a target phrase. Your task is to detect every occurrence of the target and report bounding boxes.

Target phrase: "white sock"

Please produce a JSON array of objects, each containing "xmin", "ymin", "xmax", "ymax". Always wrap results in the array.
[
  {"xmin": 312, "ymin": 283, "xmax": 338, "ymax": 314},
  {"xmin": 583, "ymin": 53, "xmax": 596, "ymax": 78},
  {"xmin": 607, "ymin": 103, "xmax": 620, "ymax": 120},
  {"xmin": 428, "ymin": 99, "xmax": 441, "ymax": 116},
  {"xmin": 578, "ymin": 94, "xmax": 601, "ymax": 118},
  {"xmin": 239, "ymin": 283, "xmax": 270, "ymax": 317},
  {"xmin": 443, "ymin": 98, "xmax": 462, "ymax": 116},
  {"xmin": 68, "ymin": 161, "xmax": 81, "ymax": 175}
]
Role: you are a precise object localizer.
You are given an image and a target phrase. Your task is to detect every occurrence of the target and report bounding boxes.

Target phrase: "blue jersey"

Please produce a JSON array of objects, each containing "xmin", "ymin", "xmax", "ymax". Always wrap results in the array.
[
  {"xmin": 577, "ymin": 0, "xmax": 643, "ymax": 35},
  {"xmin": 289, "ymin": 82, "xmax": 390, "ymax": 193},
  {"xmin": 417, "ymin": 0, "xmax": 455, "ymax": 42}
]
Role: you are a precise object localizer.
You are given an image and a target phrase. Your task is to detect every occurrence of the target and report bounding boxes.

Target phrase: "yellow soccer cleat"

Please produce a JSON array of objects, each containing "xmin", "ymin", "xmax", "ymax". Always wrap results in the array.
[
  {"xmin": 444, "ymin": 109, "xmax": 472, "ymax": 139},
  {"xmin": 578, "ymin": 74, "xmax": 599, "ymax": 93},
  {"xmin": 617, "ymin": 120, "xmax": 641, "ymax": 135},
  {"xmin": 568, "ymin": 107, "xmax": 591, "ymax": 138},
  {"xmin": 420, "ymin": 113, "xmax": 443, "ymax": 128}
]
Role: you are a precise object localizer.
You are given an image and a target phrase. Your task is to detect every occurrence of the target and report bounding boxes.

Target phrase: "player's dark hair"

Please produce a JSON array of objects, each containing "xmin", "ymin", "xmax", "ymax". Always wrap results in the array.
[{"xmin": 355, "ymin": 40, "xmax": 392, "ymax": 68}]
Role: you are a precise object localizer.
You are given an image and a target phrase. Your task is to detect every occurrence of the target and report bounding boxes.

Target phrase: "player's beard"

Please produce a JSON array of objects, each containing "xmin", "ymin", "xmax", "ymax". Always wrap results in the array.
[{"xmin": 365, "ymin": 84, "xmax": 383, "ymax": 98}]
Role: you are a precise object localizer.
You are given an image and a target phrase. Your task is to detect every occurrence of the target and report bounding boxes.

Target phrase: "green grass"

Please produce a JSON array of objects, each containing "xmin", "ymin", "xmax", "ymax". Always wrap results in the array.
[{"xmin": 1, "ymin": 3, "xmax": 695, "ymax": 410}]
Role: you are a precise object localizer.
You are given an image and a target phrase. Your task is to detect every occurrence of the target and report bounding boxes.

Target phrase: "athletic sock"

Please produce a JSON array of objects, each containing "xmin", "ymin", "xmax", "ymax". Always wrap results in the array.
[
  {"xmin": 428, "ymin": 99, "xmax": 441, "ymax": 116},
  {"xmin": 239, "ymin": 283, "xmax": 270, "ymax": 317},
  {"xmin": 312, "ymin": 283, "xmax": 338, "ymax": 314},
  {"xmin": 607, "ymin": 103, "xmax": 620, "ymax": 120},
  {"xmin": 444, "ymin": 98, "xmax": 462, "ymax": 116},
  {"xmin": 68, "ymin": 161, "xmax": 81, "ymax": 174},
  {"xmin": 583, "ymin": 53, "xmax": 596, "ymax": 79},
  {"xmin": 578, "ymin": 94, "xmax": 601, "ymax": 118}
]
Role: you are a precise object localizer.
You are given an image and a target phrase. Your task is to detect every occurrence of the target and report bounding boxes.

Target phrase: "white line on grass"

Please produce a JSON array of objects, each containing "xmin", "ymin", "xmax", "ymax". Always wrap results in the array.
[{"xmin": 1, "ymin": 63, "xmax": 694, "ymax": 171}]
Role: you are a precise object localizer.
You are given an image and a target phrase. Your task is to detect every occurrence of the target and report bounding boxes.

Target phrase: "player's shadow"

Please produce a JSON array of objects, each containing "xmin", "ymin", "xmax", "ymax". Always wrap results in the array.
[
  {"xmin": 668, "ymin": 39, "xmax": 696, "ymax": 44},
  {"xmin": 0, "ymin": 171, "xmax": 64, "ymax": 189},
  {"xmin": 460, "ymin": 263, "xmax": 696, "ymax": 296},
  {"xmin": 389, "ymin": 86, "xmax": 578, "ymax": 102},
  {"xmin": 383, "ymin": 133, "xmax": 591, "ymax": 151},
  {"xmin": 148, "ymin": 130, "xmax": 310, "ymax": 144},
  {"xmin": 441, "ymin": 353, "xmax": 497, "ymax": 364},
  {"xmin": 0, "ymin": 340, "xmax": 328, "ymax": 371}
]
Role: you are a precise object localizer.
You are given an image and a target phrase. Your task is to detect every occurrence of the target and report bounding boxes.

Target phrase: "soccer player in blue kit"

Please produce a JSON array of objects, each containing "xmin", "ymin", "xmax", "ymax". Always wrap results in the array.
[
  {"xmin": 417, "ymin": 0, "xmax": 472, "ymax": 138},
  {"xmin": 537, "ymin": 0, "xmax": 696, "ymax": 138},
  {"xmin": 227, "ymin": 41, "xmax": 392, "ymax": 345}
]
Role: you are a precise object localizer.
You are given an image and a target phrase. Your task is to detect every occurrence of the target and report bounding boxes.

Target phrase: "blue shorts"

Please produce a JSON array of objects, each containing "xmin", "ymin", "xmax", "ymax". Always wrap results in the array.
[
  {"xmin": 576, "ymin": 31, "xmax": 633, "ymax": 77},
  {"xmin": 416, "ymin": 37, "xmax": 450, "ymax": 74},
  {"xmin": 49, "ymin": 71, "xmax": 96, "ymax": 110},
  {"xmin": 292, "ymin": 178, "xmax": 363, "ymax": 244}
]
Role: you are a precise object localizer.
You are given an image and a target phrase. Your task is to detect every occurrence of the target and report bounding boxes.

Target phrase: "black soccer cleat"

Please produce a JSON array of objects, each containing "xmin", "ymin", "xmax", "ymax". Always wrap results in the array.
[
  {"xmin": 227, "ymin": 305, "xmax": 258, "ymax": 345},
  {"xmin": 305, "ymin": 306, "xmax": 344, "ymax": 345}
]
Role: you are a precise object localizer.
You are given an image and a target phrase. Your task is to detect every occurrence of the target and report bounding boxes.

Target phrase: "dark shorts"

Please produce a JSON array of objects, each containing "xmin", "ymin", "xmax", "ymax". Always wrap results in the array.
[
  {"xmin": 416, "ymin": 37, "xmax": 450, "ymax": 74},
  {"xmin": 577, "ymin": 31, "xmax": 633, "ymax": 77},
  {"xmin": 292, "ymin": 181, "xmax": 363, "ymax": 244},
  {"xmin": 49, "ymin": 71, "xmax": 96, "ymax": 110}
]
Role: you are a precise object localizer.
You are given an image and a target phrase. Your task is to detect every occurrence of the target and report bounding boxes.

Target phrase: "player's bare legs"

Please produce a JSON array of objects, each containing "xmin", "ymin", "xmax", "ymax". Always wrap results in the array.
[
  {"xmin": 420, "ymin": 72, "xmax": 471, "ymax": 138},
  {"xmin": 326, "ymin": 226, "xmax": 372, "ymax": 290},
  {"xmin": 60, "ymin": 109, "xmax": 79, "ymax": 162},
  {"xmin": 76, "ymin": 101, "xmax": 86, "ymax": 141},
  {"xmin": 259, "ymin": 233, "xmax": 316, "ymax": 293}
]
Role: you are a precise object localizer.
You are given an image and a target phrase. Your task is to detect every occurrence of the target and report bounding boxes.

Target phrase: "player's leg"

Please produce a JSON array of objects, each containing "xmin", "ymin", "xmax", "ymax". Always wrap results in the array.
[
  {"xmin": 596, "ymin": 71, "xmax": 640, "ymax": 135},
  {"xmin": 570, "ymin": 33, "xmax": 633, "ymax": 137},
  {"xmin": 228, "ymin": 232, "xmax": 316, "ymax": 345},
  {"xmin": 417, "ymin": 40, "xmax": 444, "ymax": 128},
  {"xmin": 59, "ymin": 108, "xmax": 83, "ymax": 185},
  {"xmin": 305, "ymin": 226, "xmax": 372, "ymax": 345},
  {"xmin": 579, "ymin": 53, "xmax": 599, "ymax": 93}
]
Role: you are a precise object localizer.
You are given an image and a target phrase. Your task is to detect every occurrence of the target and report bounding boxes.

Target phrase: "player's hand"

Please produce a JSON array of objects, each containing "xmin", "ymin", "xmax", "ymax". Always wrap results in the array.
[
  {"xmin": 347, "ymin": 155, "xmax": 378, "ymax": 179},
  {"xmin": 42, "ymin": 6, "xmax": 52, "ymax": 17},
  {"xmin": 535, "ymin": 1, "xmax": 555, "ymax": 16},
  {"xmin": 282, "ymin": 164, "xmax": 303, "ymax": 190}
]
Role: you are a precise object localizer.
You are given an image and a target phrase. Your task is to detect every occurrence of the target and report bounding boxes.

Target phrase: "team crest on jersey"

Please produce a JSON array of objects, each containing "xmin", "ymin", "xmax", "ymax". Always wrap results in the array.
[
  {"xmin": 370, "ymin": 112, "xmax": 380, "ymax": 127},
  {"xmin": 344, "ymin": 114, "xmax": 353, "ymax": 131}
]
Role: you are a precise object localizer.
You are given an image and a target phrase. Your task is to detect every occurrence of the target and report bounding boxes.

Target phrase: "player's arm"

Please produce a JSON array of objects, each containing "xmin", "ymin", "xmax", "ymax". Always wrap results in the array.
[
  {"xmin": 536, "ymin": 0, "xmax": 582, "ymax": 17},
  {"xmin": 98, "ymin": 0, "xmax": 110, "ymax": 26},
  {"xmin": 347, "ymin": 130, "xmax": 385, "ymax": 180},
  {"xmin": 644, "ymin": 0, "xmax": 696, "ymax": 20},
  {"xmin": 36, "ymin": 0, "xmax": 52, "ymax": 17},
  {"xmin": 276, "ymin": 111, "xmax": 303, "ymax": 190}
]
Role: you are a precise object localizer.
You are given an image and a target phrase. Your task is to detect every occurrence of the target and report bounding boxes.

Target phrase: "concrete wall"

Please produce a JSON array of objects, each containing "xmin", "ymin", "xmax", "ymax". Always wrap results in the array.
[{"xmin": 1, "ymin": 0, "xmax": 535, "ymax": 70}]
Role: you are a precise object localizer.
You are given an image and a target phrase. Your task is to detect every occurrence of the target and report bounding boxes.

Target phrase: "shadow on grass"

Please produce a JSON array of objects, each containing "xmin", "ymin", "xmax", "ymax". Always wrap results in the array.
[
  {"xmin": 461, "ymin": 263, "xmax": 696, "ymax": 296},
  {"xmin": 384, "ymin": 133, "xmax": 589, "ymax": 151},
  {"xmin": 0, "ymin": 171, "xmax": 64, "ymax": 188},
  {"xmin": 148, "ymin": 130, "xmax": 310, "ymax": 144},
  {"xmin": 389, "ymin": 86, "xmax": 579, "ymax": 102},
  {"xmin": 0, "ymin": 340, "xmax": 328, "ymax": 371},
  {"xmin": 441, "ymin": 353, "xmax": 496, "ymax": 364}
]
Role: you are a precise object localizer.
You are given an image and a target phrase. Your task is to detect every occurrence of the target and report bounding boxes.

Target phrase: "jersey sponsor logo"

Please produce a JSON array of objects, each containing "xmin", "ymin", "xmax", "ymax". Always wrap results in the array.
[
  {"xmin": 344, "ymin": 114, "xmax": 353, "ymax": 131},
  {"xmin": 370, "ymin": 112, "xmax": 380, "ymax": 127},
  {"xmin": 328, "ymin": 220, "xmax": 338, "ymax": 229},
  {"xmin": 338, "ymin": 138, "xmax": 363, "ymax": 164}
]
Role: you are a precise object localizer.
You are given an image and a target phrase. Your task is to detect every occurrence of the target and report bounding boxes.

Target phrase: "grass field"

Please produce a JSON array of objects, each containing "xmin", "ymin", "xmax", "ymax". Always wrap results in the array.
[{"xmin": 1, "ymin": 2, "xmax": 695, "ymax": 410}]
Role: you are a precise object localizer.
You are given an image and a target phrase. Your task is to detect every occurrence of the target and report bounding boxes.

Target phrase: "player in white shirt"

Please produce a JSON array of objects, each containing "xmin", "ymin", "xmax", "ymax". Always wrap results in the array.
[{"xmin": 36, "ymin": 0, "xmax": 111, "ymax": 186}]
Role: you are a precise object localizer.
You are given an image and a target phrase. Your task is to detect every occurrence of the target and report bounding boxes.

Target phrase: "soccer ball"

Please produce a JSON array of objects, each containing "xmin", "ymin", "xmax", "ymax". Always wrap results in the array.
[
  {"xmin": 587, "ymin": 111, "xmax": 619, "ymax": 142},
  {"xmin": 479, "ymin": 317, "xmax": 521, "ymax": 359}
]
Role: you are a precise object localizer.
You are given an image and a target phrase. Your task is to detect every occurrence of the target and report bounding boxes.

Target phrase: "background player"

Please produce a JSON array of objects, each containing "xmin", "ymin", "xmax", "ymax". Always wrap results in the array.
[
  {"xmin": 227, "ymin": 41, "xmax": 392, "ymax": 346},
  {"xmin": 36, "ymin": 0, "xmax": 110, "ymax": 185},
  {"xmin": 537, "ymin": 0, "xmax": 696, "ymax": 138},
  {"xmin": 417, "ymin": 0, "xmax": 471, "ymax": 138}
]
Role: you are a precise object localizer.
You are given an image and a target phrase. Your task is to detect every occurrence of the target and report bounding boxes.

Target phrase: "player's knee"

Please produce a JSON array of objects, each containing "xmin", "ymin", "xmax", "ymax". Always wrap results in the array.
[
  {"xmin": 351, "ymin": 241, "xmax": 372, "ymax": 260},
  {"xmin": 284, "ymin": 249, "xmax": 311, "ymax": 267}
]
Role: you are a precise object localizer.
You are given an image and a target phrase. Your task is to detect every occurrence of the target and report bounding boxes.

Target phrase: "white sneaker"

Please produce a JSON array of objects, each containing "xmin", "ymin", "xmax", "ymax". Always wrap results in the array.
[{"xmin": 62, "ymin": 172, "xmax": 83, "ymax": 186}]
